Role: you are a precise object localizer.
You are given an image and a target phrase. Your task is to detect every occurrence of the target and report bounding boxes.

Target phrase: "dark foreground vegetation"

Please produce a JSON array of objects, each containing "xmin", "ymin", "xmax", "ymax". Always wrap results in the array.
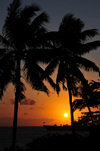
[{"xmin": 4, "ymin": 124, "xmax": 100, "ymax": 151}]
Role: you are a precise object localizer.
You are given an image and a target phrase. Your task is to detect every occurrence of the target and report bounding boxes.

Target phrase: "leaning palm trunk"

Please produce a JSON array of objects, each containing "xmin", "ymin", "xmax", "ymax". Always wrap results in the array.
[
  {"xmin": 67, "ymin": 80, "xmax": 75, "ymax": 135},
  {"xmin": 68, "ymin": 90, "xmax": 75, "ymax": 134},
  {"xmin": 12, "ymin": 58, "xmax": 21, "ymax": 150}
]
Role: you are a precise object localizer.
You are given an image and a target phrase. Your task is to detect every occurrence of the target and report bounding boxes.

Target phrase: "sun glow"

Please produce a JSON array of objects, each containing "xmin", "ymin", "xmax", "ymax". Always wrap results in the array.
[{"xmin": 64, "ymin": 113, "xmax": 68, "ymax": 118}]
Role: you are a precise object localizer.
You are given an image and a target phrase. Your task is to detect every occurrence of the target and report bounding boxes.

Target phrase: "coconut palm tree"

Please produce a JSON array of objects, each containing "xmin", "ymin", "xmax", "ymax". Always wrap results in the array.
[
  {"xmin": 72, "ymin": 80, "xmax": 100, "ymax": 127},
  {"xmin": 0, "ymin": 0, "xmax": 55, "ymax": 150},
  {"xmin": 72, "ymin": 80, "xmax": 100, "ymax": 112},
  {"xmin": 45, "ymin": 50, "xmax": 99, "ymax": 133},
  {"xmin": 45, "ymin": 14, "xmax": 100, "ymax": 133}
]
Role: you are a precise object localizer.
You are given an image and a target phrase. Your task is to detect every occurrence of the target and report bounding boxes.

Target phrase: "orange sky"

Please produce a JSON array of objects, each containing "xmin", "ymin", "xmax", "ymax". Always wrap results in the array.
[
  {"xmin": 0, "ymin": 50, "xmax": 100, "ymax": 127},
  {"xmin": 0, "ymin": 82, "xmax": 72, "ymax": 126},
  {"xmin": 0, "ymin": 66, "xmax": 99, "ymax": 127}
]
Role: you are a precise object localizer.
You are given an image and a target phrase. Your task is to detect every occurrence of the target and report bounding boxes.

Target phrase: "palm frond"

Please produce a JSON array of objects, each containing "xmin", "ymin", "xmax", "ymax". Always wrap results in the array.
[
  {"xmin": 27, "ymin": 12, "xmax": 48, "ymax": 48},
  {"xmin": 25, "ymin": 49, "xmax": 54, "ymax": 63},
  {"xmin": 80, "ymin": 29, "xmax": 99, "ymax": 41},
  {"xmin": 31, "ymin": 63, "xmax": 56, "ymax": 91},
  {"xmin": 0, "ymin": 35, "xmax": 10, "ymax": 46},
  {"xmin": 73, "ymin": 79, "xmax": 100, "ymax": 112},
  {"xmin": 45, "ymin": 57, "xmax": 59, "ymax": 76},
  {"xmin": 0, "ymin": 48, "xmax": 7, "ymax": 58},
  {"xmin": 72, "ymin": 99, "xmax": 86, "ymax": 111},
  {"xmin": 0, "ymin": 71, "xmax": 12, "ymax": 99},
  {"xmin": 20, "ymin": 5, "xmax": 40, "ymax": 23},
  {"xmin": 59, "ymin": 13, "xmax": 84, "ymax": 32},
  {"xmin": 75, "ymin": 56, "xmax": 100, "ymax": 73},
  {"xmin": 55, "ymin": 83, "xmax": 61, "ymax": 94},
  {"xmin": 31, "ymin": 12, "xmax": 49, "ymax": 27},
  {"xmin": 45, "ymin": 76, "xmax": 56, "ymax": 90},
  {"xmin": 3, "ymin": 0, "xmax": 21, "ymax": 42},
  {"xmin": 0, "ymin": 56, "xmax": 15, "ymax": 99},
  {"xmin": 62, "ymin": 81, "xmax": 67, "ymax": 91},
  {"xmin": 45, "ymin": 31, "xmax": 60, "ymax": 40},
  {"xmin": 24, "ymin": 60, "xmax": 49, "ymax": 94},
  {"xmin": 79, "ymin": 41, "xmax": 100, "ymax": 55},
  {"xmin": 56, "ymin": 62, "xmax": 66, "ymax": 84},
  {"xmin": 89, "ymin": 80, "xmax": 100, "ymax": 91},
  {"xmin": 7, "ymin": 0, "xmax": 21, "ymax": 15},
  {"xmin": 70, "ymin": 65, "xmax": 88, "ymax": 85}
]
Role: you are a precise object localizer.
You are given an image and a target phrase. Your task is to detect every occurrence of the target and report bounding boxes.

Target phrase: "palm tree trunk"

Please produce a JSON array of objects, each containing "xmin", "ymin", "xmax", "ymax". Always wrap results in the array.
[
  {"xmin": 68, "ymin": 88, "xmax": 75, "ymax": 134},
  {"xmin": 67, "ymin": 82, "xmax": 75, "ymax": 135},
  {"xmin": 12, "ymin": 58, "xmax": 21, "ymax": 150}
]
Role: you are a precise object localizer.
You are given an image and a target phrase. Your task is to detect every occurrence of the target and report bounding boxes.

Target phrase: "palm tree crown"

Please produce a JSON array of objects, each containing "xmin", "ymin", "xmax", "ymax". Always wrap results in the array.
[{"xmin": 0, "ymin": 0, "xmax": 51, "ymax": 98}]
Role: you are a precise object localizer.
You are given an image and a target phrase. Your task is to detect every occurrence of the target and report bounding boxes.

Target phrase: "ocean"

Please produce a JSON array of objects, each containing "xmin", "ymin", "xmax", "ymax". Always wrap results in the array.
[
  {"xmin": 0, "ymin": 127, "xmax": 48, "ymax": 151},
  {"xmin": 0, "ymin": 126, "xmax": 68, "ymax": 151},
  {"xmin": 0, "ymin": 126, "xmax": 90, "ymax": 151}
]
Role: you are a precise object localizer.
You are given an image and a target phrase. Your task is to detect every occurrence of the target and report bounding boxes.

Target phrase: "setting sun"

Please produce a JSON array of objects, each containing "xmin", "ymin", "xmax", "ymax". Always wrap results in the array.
[{"xmin": 64, "ymin": 113, "xmax": 68, "ymax": 118}]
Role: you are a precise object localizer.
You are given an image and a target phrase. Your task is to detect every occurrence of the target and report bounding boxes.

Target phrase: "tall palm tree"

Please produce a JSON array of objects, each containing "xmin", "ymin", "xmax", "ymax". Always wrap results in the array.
[
  {"xmin": 45, "ymin": 50, "xmax": 99, "ymax": 133},
  {"xmin": 45, "ymin": 14, "xmax": 100, "ymax": 133},
  {"xmin": 0, "ymin": 0, "xmax": 55, "ymax": 150}
]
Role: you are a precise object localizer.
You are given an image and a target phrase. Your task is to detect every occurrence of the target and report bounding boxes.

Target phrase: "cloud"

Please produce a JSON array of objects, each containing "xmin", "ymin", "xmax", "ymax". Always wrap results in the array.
[
  {"xmin": 11, "ymin": 99, "xmax": 14, "ymax": 104},
  {"xmin": 24, "ymin": 113, "xmax": 28, "ymax": 115},
  {"xmin": 0, "ymin": 101, "xmax": 5, "ymax": 104},
  {"xmin": 21, "ymin": 99, "xmax": 36, "ymax": 105},
  {"xmin": 11, "ymin": 99, "xmax": 36, "ymax": 105},
  {"xmin": 29, "ymin": 107, "xmax": 34, "ymax": 110},
  {"xmin": 36, "ymin": 92, "xmax": 40, "ymax": 96},
  {"xmin": 37, "ymin": 106, "xmax": 44, "ymax": 110}
]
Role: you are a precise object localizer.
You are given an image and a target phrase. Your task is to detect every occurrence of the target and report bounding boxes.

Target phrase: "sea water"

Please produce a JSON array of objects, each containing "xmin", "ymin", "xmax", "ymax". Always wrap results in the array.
[
  {"xmin": 0, "ymin": 127, "xmax": 48, "ymax": 151},
  {"xmin": 0, "ymin": 126, "xmax": 89, "ymax": 151}
]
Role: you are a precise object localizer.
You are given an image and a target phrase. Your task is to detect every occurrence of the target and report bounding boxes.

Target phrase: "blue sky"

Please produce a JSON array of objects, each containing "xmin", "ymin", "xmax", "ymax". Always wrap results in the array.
[
  {"xmin": 0, "ymin": 0, "xmax": 100, "ymax": 31},
  {"xmin": 0, "ymin": 0, "xmax": 100, "ymax": 63}
]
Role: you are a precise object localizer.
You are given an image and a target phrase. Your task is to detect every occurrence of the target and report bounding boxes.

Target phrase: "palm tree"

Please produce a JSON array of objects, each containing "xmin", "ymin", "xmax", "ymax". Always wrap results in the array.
[
  {"xmin": 45, "ymin": 14, "xmax": 100, "ymax": 133},
  {"xmin": 0, "ymin": 0, "xmax": 55, "ymax": 150},
  {"xmin": 45, "ymin": 50, "xmax": 99, "ymax": 133},
  {"xmin": 72, "ymin": 80, "xmax": 100, "ymax": 112},
  {"xmin": 72, "ymin": 80, "xmax": 100, "ymax": 127}
]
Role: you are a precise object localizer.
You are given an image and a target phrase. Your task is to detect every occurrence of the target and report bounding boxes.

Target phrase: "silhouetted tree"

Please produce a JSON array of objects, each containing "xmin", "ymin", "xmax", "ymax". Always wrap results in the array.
[
  {"xmin": 45, "ymin": 14, "xmax": 100, "ymax": 133},
  {"xmin": 73, "ymin": 80, "xmax": 100, "ymax": 111},
  {"xmin": 78, "ymin": 111, "xmax": 100, "ymax": 127},
  {"xmin": 0, "ymin": 0, "xmax": 55, "ymax": 150}
]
